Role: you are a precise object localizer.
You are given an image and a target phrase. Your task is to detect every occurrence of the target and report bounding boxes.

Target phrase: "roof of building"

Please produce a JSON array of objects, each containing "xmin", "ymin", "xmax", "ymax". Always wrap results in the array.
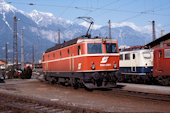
[{"xmin": 145, "ymin": 33, "xmax": 170, "ymax": 48}]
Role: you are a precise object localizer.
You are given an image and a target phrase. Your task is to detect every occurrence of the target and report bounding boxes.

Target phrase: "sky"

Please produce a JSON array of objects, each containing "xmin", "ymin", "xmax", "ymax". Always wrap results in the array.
[{"xmin": 2, "ymin": 0, "xmax": 170, "ymax": 37}]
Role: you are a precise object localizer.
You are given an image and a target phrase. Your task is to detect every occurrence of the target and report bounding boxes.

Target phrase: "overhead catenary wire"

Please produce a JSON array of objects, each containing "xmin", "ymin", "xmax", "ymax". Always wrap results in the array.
[
  {"xmin": 5, "ymin": 0, "xmax": 170, "ymax": 18},
  {"xmin": 3, "ymin": 1, "xmax": 170, "ymax": 36},
  {"xmin": 58, "ymin": 0, "xmax": 76, "ymax": 17},
  {"xmin": 84, "ymin": 0, "xmax": 121, "ymax": 16}
]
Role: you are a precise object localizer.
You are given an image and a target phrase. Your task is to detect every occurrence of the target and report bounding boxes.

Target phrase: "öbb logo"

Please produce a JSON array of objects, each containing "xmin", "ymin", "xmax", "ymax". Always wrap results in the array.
[{"xmin": 100, "ymin": 56, "xmax": 109, "ymax": 63}]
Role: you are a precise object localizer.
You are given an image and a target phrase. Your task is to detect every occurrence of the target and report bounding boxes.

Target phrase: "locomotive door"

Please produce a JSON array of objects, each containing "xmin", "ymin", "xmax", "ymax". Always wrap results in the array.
[
  {"xmin": 157, "ymin": 50, "xmax": 163, "ymax": 73},
  {"xmin": 72, "ymin": 54, "xmax": 74, "ymax": 71},
  {"xmin": 131, "ymin": 53, "xmax": 137, "ymax": 72},
  {"xmin": 70, "ymin": 54, "xmax": 74, "ymax": 71},
  {"xmin": 45, "ymin": 62, "xmax": 48, "ymax": 71}
]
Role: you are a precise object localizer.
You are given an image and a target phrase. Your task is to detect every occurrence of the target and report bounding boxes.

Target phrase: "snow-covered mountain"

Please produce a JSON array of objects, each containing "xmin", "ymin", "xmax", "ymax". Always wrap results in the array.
[
  {"xmin": 0, "ymin": 1, "xmax": 152, "ymax": 63},
  {"xmin": 0, "ymin": 1, "xmax": 54, "ymax": 63}
]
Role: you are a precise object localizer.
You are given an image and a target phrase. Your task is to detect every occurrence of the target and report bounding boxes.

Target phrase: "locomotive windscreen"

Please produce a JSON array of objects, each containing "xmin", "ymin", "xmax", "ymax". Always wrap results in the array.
[
  {"xmin": 143, "ymin": 52, "xmax": 151, "ymax": 59},
  {"xmin": 164, "ymin": 49, "xmax": 170, "ymax": 58},
  {"xmin": 105, "ymin": 43, "xmax": 118, "ymax": 53},
  {"xmin": 88, "ymin": 43, "xmax": 102, "ymax": 54}
]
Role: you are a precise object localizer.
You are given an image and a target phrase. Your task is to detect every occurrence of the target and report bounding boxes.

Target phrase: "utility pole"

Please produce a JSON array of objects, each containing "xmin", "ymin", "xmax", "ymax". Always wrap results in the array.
[
  {"xmin": 108, "ymin": 20, "xmax": 111, "ymax": 39},
  {"xmin": 161, "ymin": 30, "xmax": 165, "ymax": 36},
  {"xmin": 21, "ymin": 27, "xmax": 24, "ymax": 70},
  {"xmin": 13, "ymin": 16, "xmax": 18, "ymax": 69},
  {"xmin": 5, "ymin": 42, "xmax": 8, "ymax": 65},
  {"xmin": 58, "ymin": 29, "xmax": 60, "ymax": 44},
  {"xmin": 32, "ymin": 45, "xmax": 34, "ymax": 69},
  {"xmin": 152, "ymin": 20, "xmax": 156, "ymax": 41}
]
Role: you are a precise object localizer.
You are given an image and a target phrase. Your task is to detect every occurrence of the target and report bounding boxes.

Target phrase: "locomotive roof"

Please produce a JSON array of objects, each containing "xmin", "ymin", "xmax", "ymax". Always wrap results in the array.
[
  {"xmin": 120, "ymin": 48, "xmax": 153, "ymax": 53},
  {"xmin": 45, "ymin": 36, "xmax": 117, "ymax": 53},
  {"xmin": 45, "ymin": 37, "xmax": 79, "ymax": 53}
]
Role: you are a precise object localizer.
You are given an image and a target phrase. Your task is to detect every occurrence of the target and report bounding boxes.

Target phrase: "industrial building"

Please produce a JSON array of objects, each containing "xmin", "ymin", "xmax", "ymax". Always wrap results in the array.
[{"xmin": 146, "ymin": 33, "xmax": 170, "ymax": 49}]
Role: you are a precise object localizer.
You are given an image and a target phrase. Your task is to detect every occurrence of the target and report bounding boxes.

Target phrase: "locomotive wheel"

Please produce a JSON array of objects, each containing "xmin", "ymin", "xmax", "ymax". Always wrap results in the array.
[
  {"xmin": 73, "ymin": 79, "xmax": 80, "ymax": 89},
  {"xmin": 44, "ymin": 75, "xmax": 48, "ymax": 81},
  {"xmin": 48, "ymin": 77, "xmax": 56, "ymax": 85},
  {"xmin": 157, "ymin": 76, "xmax": 170, "ymax": 86},
  {"xmin": 64, "ymin": 78, "xmax": 70, "ymax": 86}
]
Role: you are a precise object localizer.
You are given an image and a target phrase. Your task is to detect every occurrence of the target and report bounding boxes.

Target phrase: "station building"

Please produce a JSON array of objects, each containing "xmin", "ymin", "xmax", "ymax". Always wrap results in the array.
[{"xmin": 146, "ymin": 33, "xmax": 170, "ymax": 49}]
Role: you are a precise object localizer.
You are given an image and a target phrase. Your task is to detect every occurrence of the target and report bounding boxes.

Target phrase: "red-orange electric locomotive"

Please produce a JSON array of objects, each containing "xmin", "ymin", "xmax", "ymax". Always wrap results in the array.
[
  {"xmin": 153, "ymin": 47, "xmax": 170, "ymax": 85},
  {"xmin": 42, "ymin": 36, "xmax": 120, "ymax": 89}
]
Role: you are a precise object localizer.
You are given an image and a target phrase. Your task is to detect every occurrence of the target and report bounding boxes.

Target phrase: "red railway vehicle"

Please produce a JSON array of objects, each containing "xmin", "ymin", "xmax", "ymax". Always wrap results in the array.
[
  {"xmin": 42, "ymin": 37, "xmax": 120, "ymax": 89},
  {"xmin": 153, "ymin": 47, "xmax": 170, "ymax": 85},
  {"xmin": 25, "ymin": 63, "xmax": 33, "ymax": 69}
]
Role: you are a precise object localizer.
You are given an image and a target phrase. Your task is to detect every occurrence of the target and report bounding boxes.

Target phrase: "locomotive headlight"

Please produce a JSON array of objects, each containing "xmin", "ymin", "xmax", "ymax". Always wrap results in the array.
[
  {"xmin": 91, "ymin": 62, "xmax": 95, "ymax": 70},
  {"xmin": 113, "ymin": 64, "xmax": 117, "ymax": 69},
  {"xmin": 113, "ymin": 61, "xmax": 117, "ymax": 69}
]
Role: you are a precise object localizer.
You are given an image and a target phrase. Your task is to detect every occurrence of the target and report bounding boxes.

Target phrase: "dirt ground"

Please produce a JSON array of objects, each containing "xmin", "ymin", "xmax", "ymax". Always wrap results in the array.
[
  {"xmin": 118, "ymin": 82, "xmax": 170, "ymax": 95},
  {"xmin": 0, "ymin": 79, "xmax": 170, "ymax": 112}
]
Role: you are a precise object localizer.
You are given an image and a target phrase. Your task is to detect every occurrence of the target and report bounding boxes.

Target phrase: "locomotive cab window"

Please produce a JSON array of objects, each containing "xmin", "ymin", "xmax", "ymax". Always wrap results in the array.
[
  {"xmin": 60, "ymin": 51, "xmax": 62, "ymax": 56},
  {"xmin": 68, "ymin": 49, "xmax": 69, "ymax": 55},
  {"xmin": 164, "ymin": 49, "xmax": 170, "ymax": 58},
  {"xmin": 88, "ymin": 43, "xmax": 102, "ymax": 54},
  {"xmin": 132, "ymin": 54, "xmax": 135, "ymax": 59},
  {"xmin": 125, "ymin": 54, "xmax": 130, "ymax": 60},
  {"xmin": 159, "ymin": 51, "xmax": 162, "ymax": 58},
  {"xmin": 78, "ymin": 46, "xmax": 81, "ymax": 55},
  {"xmin": 120, "ymin": 54, "xmax": 123, "ymax": 60},
  {"xmin": 105, "ymin": 43, "xmax": 118, "ymax": 53}
]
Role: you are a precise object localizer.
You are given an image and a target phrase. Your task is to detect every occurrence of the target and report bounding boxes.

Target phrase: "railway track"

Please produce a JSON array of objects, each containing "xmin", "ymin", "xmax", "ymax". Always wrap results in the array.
[
  {"xmin": 110, "ymin": 89, "xmax": 170, "ymax": 102},
  {"xmin": 0, "ymin": 93, "xmax": 98, "ymax": 113}
]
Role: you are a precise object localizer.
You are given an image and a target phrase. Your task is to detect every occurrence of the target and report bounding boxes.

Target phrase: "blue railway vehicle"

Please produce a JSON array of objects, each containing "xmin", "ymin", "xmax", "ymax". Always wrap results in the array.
[{"xmin": 119, "ymin": 49, "xmax": 154, "ymax": 83}]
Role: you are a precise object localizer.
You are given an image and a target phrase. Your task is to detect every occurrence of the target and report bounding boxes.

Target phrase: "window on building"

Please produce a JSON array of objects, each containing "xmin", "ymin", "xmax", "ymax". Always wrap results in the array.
[
  {"xmin": 53, "ymin": 53, "xmax": 55, "ymax": 58},
  {"xmin": 60, "ymin": 51, "xmax": 62, "ymax": 56}
]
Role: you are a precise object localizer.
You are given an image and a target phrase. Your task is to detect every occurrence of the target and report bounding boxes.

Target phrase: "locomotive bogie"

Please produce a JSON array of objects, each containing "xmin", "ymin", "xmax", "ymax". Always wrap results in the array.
[{"xmin": 44, "ymin": 71, "xmax": 119, "ymax": 89}]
